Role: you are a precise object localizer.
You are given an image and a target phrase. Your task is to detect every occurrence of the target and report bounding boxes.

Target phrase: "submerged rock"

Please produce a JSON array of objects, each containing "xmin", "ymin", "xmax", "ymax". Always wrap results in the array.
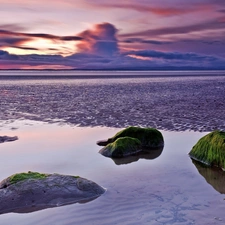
[
  {"xmin": 97, "ymin": 126, "xmax": 164, "ymax": 158},
  {"xmin": 189, "ymin": 130, "xmax": 225, "ymax": 170},
  {"xmin": 0, "ymin": 171, "xmax": 105, "ymax": 214},
  {"xmin": 0, "ymin": 136, "xmax": 18, "ymax": 144}
]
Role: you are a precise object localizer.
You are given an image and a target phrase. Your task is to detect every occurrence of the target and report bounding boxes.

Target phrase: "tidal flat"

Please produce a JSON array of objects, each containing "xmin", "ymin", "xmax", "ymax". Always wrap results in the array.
[{"xmin": 0, "ymin": 72, "xmax": 225, "ymax": 224}]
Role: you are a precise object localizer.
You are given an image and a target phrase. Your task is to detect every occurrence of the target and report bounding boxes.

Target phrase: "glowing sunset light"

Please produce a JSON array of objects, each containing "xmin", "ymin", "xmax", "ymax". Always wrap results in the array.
[{"xmin": 0, "ymin": 0, "xmax": 225, "ymax": 69}]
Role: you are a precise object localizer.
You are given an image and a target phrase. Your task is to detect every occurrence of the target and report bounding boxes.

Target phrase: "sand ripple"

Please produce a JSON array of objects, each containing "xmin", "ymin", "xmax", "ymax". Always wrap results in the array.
[{"xmin": 0, "ymin": 76, "xmax": 225, "ymax": 132}]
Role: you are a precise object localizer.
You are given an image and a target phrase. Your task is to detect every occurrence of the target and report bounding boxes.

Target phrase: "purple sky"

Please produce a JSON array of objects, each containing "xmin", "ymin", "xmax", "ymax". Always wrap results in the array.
[{"xmin": 0, "ymin": 0, "xmax": 225, "ymax": 69}]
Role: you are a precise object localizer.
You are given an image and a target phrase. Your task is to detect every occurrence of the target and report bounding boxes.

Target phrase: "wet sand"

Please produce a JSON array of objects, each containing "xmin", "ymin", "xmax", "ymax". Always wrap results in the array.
[
  {"xmin": 0, "ymin": 122, "xmax": 224, "ymax": 225},
  {"xmin": 0, "ymin": 75, "xmax": 225, "ymax": 132}
]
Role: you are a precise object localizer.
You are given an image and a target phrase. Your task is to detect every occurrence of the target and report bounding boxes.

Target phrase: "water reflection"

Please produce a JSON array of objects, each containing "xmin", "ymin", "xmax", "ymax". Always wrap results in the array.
[
  {"xmin": 191, "ymin": 160, "xmax": 225, "ymax": 194},
  {"xmin": 0, "ymin": 195, "xmax": 101, "ymax": 215},
  {"xmin": 111, "ymin": 147, "xmax": 164, "ymax": 165}
]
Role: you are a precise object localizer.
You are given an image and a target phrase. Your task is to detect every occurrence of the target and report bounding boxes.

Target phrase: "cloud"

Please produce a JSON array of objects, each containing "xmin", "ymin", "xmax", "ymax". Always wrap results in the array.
[
  {"xmin": 123, "ymin": 38, "xmax": 171, "ymax": 45},
  {"xmin": 126, "ymin": 50, "xmax": 219, "ymax": 62},
  {"xmin": 82, "ymin": 1, "xmax": 213, "ymax": 16},
  {"xmin": 0, "ymin": 29, "xmax": 82, "ymax": 41},
  {"xmin": 125, "ymin": 50, "xmax": 225, "ymax": 69},
  {"xmin": 0, "ymin": 26, "xmax": 83, "ymax": 53},
  {"xmin": 120, "ymin": 18, "xmax": 225, "ymax": 38},
  {"xmin": 94, "ymin": 3, "xmax": 196, "ymax": 16},
  {"xmin": 77, "ymin": 23, "xmax": 118, "ymax": 57},
  {"xmin": 0, "ymin": 37, "xmax": 30, "ymax": 47},
  {"xmin": 1, "ymin": 22, "xmax": 225, "ymax": 70},
  {"xmin": 0, "ymin": 23, "xmax": 27, "ymax": 32}
]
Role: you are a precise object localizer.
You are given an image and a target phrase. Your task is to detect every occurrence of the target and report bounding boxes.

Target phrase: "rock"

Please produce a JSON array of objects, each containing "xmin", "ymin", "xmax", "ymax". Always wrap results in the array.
[
  {"xmin": 0, "ymin": 171, "xmax": 105, "ymax": 214},
  {"xmin": 97, "ymin": 126, "xmax": 164, "ymax": 158},
  {"xmin": 97, "ymin": 126, "xmax": 164, "ymax": 148},
  {"xmin": 99, "ymin": 137, "xmax": 142, "ymax": 158},
  {"xmin": 189, "ymin": 130, "xmax": 225, "ymax": 170},
  {"xmin": 0, "ymin": 136, "xmax": 18, "ymax": 144}
]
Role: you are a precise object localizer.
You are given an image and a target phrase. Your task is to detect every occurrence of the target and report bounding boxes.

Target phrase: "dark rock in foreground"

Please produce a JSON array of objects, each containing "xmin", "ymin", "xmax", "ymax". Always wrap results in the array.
[
  {"xmin": 97, "ymin": 126, "xmax": 164, "ymax": 158},
  {"xmin": 189, "ymin": 130, "xmax": 225, "ymax": 170},
  {"xmin": 0, "ymin": 136, "xmax": 18, "ymax": 144},
  {"xmin": 0, "ymin": 171, "xmax": 105, "ymax": 214}
]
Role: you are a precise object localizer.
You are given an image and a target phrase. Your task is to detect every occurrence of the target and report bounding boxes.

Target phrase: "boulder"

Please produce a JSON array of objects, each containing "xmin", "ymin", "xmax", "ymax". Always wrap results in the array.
[
  {"xmin": 0, "ymin": 136, "xmax": 18, "ymax": 144},
  {"xmin": 189, "ymin": 130, "xmax": 225, "ymax": 170},
  {"xmin": 0, "ymin": 171, "xmax": 105, "ymax": 214},
  {"xmin": 99, "ymin": 137, "xmax": 141, "ymax": 158},
  {"xmin": 97, "ymin": 126, "xmax": 164, "ymax": 158}
]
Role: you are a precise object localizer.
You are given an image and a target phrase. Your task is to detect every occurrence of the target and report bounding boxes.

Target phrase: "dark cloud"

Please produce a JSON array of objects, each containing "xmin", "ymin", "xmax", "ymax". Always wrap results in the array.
[
  {"xmin": 1, "ymin": 48, "xmax": 225, "ymax": 70},
  {"xmin": 11, "ymin": 46, "xmax": 39, "ymax": 51},
  {"xmin": 0, "ymin": 29, "xmax": 82, "ymax": 41},
  {"xmin": 126, "ymin": 50, "xmax": 220, "ymax": 62},
  {"xmin": 0, "ymin": 37, "xmax": 30, "ymax": 48},
  {"xmin": 120, "ymin": 18, "xmax": 225, "ymax": 38},
  {"xmin": 123, "ymin": 38, "xmax": 171, "ymax": 45},
  {"xmin": 77, "ymin": 23, "xmax": 118, "ymax": 56},
  {"xmin": 0, "ymin": 50, "xmax": 18, "ymax": 60}
]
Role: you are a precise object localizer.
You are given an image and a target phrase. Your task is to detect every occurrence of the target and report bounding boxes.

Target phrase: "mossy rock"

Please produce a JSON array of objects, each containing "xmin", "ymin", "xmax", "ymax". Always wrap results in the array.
[
  {"xmin": 0, "ymin": 171, "xmax": 105, "ymax": 214},
  {"xmin": 99, "ymin": 137, "xmax": 142, "ymax": 158},
  {"xmin": 97, "ymin": 126, "xmax": 164, "ymax": 149},
  {"xmin": 189, "ymin": 130, "xmax": 225, "ymax": 170}
]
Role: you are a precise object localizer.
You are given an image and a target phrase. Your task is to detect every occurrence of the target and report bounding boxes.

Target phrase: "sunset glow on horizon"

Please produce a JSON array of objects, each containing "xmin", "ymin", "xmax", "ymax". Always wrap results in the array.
[{"xmin": 1, "ymin": 0, "xmax": 225, "ymax": 70}]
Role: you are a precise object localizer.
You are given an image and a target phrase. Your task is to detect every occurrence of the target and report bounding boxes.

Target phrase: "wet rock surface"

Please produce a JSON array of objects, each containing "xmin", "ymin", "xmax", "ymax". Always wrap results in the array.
[
  {"xmin": 99, "ymin": 137, "xmax": 142, "ymax": 158},
  {"xmin": 98, "ymin": 126, "xmax": 164, "ymax": 158},
  {"xmin": 0, "ymin": 76, "xmax": 225, "ymax": 131},
  {"xmin": 189, "ymin": 130, "xmax": 225, "ymax": 170},
  {"xmin": 0, "ymin": 172, "xmax": 105, "ymax": 214},
  {"xmin": 0, "ymin": 136, "xmax": 18, "ymax": 143}
]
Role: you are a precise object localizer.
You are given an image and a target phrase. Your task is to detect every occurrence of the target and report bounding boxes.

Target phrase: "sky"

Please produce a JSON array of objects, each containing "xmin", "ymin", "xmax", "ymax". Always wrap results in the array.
[{"xmin": 0, "ymin": 0, "xmax": 225, "ymax": 70}]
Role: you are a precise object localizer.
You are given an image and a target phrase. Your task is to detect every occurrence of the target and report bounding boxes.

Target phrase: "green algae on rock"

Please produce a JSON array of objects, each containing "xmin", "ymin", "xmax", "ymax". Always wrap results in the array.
[
  {"xmin": 99, "ymin": 137, "xmax": 142, "ymax": 158},
  {"xmin": 189, "ymin": 130, "xmax": 225, "ymax": 170},
  {"xmin": 97, "ymin": 126, "xmax": 164, "ymax": 148},
  {"xmin": 0, "ymin": 171, "xmax": 105, "ymax": 214},
  {"xmin": 10, "ymin": 171, "xmax": 48, "ymax": 185},
  {"xmin": 97, "ymin": 126, "xmax": 164, "ymax": 158}
]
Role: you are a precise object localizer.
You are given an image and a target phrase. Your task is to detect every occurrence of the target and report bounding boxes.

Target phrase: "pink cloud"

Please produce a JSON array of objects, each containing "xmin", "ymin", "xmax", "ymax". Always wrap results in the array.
[{"xmin": 77, "ymin": 23, "xmax": 118, "ymax": 56}]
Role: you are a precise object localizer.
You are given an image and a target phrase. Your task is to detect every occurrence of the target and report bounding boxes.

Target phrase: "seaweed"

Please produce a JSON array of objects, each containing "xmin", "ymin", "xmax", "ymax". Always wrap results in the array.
[{"xmin": 189, "ymin": 130, "xmax": 225, "ymax": 170}]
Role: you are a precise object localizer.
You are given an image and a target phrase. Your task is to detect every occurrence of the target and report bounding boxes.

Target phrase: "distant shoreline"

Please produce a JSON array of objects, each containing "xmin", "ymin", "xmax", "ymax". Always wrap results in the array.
[{"xmin": 0, "ymin": 70, "xmax": 225, "ymax": 80}]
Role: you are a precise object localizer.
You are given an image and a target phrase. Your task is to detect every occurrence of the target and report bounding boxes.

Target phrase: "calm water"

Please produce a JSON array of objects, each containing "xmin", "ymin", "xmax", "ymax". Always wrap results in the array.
[{"xmin": 0, "ymin": 121, "xmax": 224, "ymax": 225}]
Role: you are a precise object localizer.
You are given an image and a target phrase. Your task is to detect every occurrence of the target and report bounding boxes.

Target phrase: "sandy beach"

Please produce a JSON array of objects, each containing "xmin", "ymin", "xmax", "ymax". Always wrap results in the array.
[{"xmin": 0, "ymin": 75, "xmax": 225, "ymax": 132}]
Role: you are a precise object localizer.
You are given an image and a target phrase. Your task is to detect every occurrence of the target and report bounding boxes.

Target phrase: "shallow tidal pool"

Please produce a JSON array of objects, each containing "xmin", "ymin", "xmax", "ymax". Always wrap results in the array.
[{"xmin": 0, "ymin": 120, "xmax": 224, "ymax": 225}]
